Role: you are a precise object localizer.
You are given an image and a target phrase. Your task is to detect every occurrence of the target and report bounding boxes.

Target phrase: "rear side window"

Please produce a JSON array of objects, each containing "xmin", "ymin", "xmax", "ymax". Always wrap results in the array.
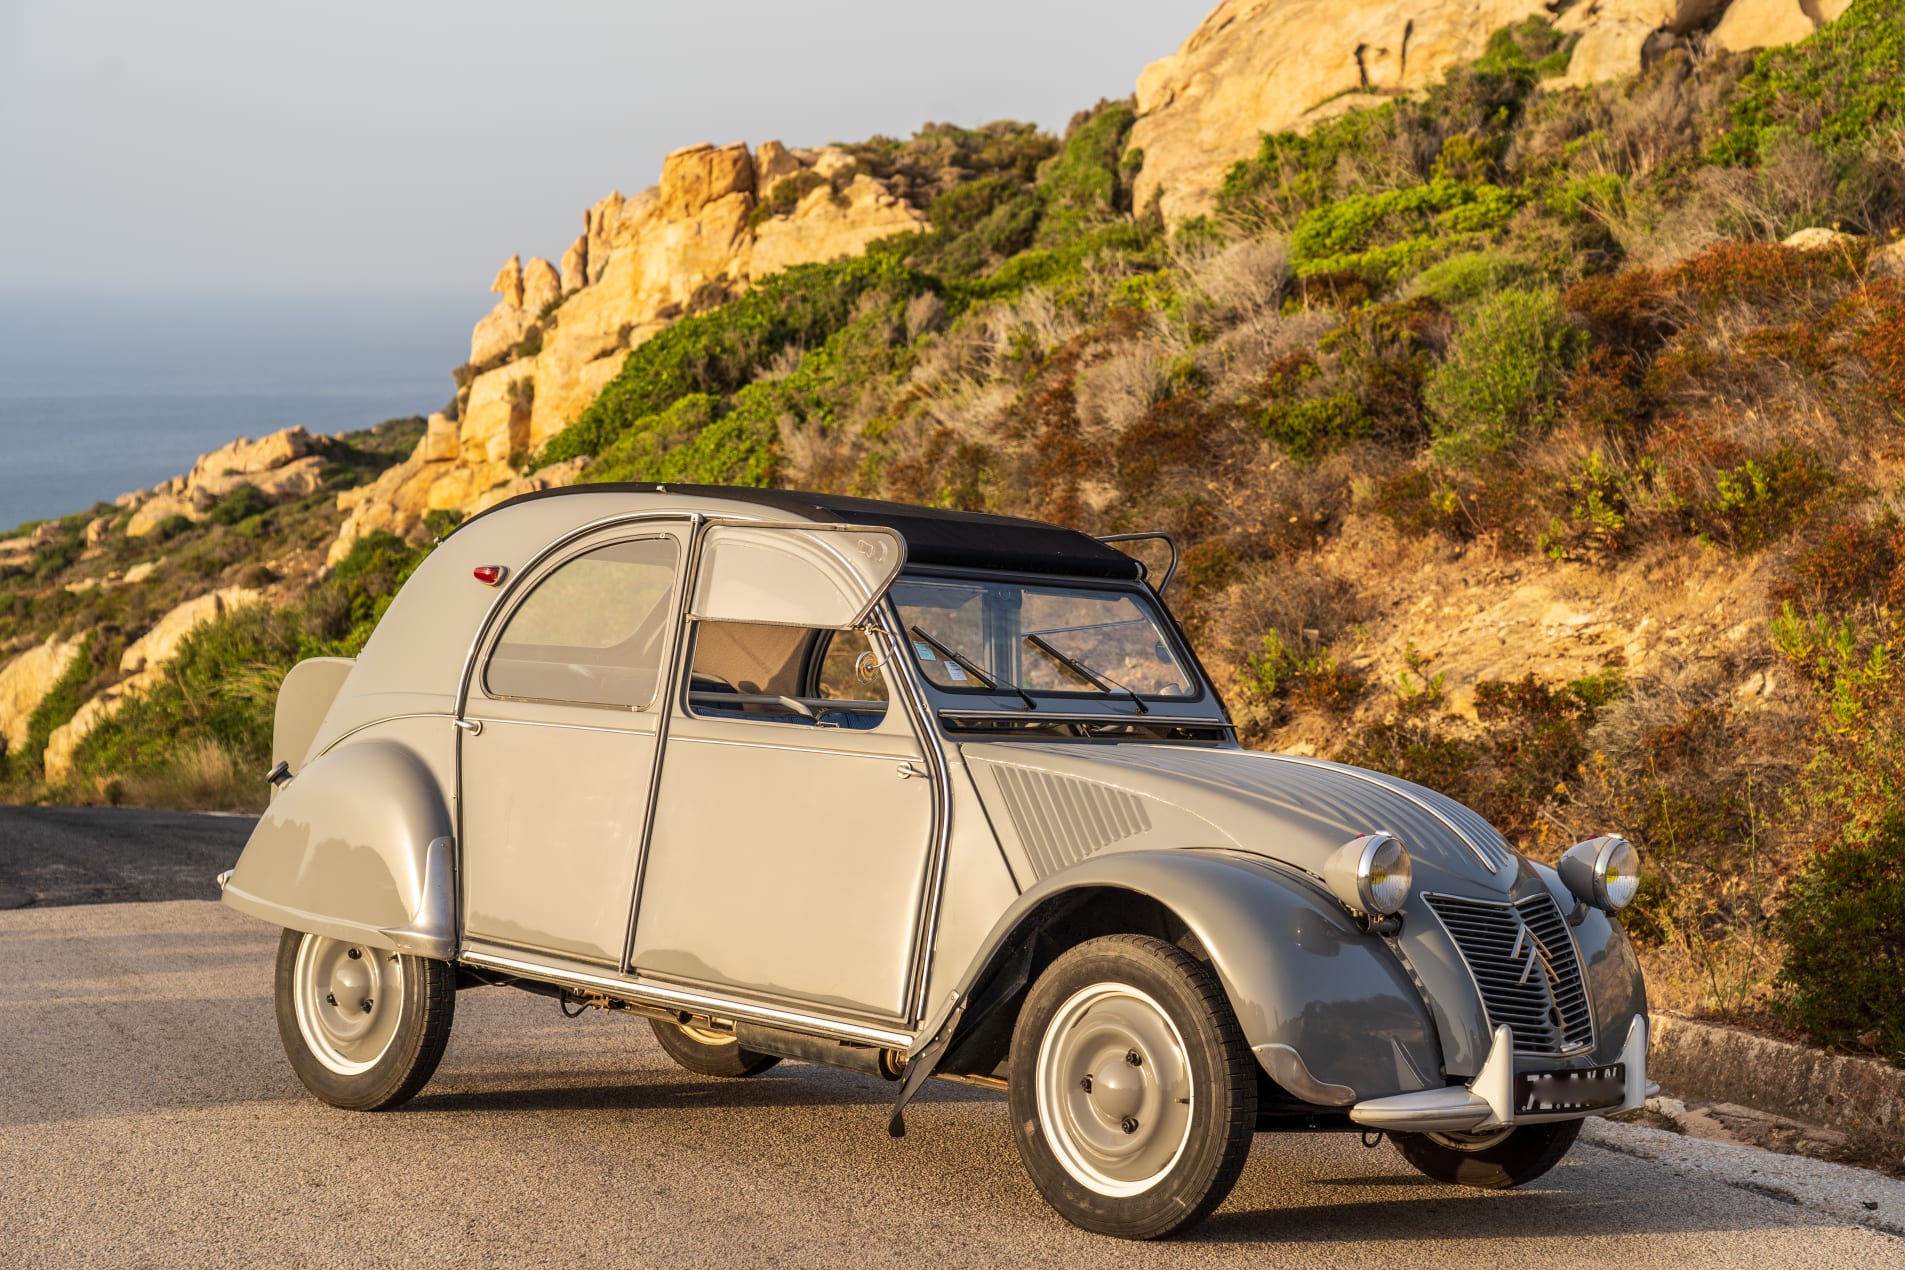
[{"xmin": 483, "ymin": 537, "xmax": 678, "ymax": 709}]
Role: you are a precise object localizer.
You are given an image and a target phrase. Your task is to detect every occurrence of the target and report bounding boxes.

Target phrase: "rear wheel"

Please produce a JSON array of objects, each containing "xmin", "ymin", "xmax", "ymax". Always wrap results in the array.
[
  {"xmin": 1007, "ymin": 934, "xmax": 1257, "ymax": 1240},
  {"xmin": 274, "ymin": 928, "xmax": 455, "ymax": 1111},
  {"xmin": 1390, "ymin": 1119, "xmax": 1582, "ymax": 1189},
  {"xmin": 649, "ymin": 1019, "xmax": 781, "ymax": 1078}
]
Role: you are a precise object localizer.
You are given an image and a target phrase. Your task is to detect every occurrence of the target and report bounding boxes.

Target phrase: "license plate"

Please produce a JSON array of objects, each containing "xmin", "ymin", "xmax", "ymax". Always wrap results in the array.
[{"xmin": 1515, "ymin": 1063, "xmax": 1625, "ymax": 1114}]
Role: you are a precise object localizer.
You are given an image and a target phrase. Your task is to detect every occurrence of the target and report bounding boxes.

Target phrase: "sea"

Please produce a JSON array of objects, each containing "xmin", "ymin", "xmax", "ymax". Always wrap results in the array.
[{"xmin": 0, "ymin": 290, "xmax": 486, "ymax": 530}]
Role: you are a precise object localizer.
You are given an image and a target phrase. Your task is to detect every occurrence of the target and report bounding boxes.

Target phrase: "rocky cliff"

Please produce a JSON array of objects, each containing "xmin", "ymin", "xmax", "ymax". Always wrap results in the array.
[
  {"xmin": 326, "ymin": 141, "xmax": 929, "ymax": 563},
  {"xmin": 1130, "ymin": 0, "xmax": 1853, "ymax": 223}
]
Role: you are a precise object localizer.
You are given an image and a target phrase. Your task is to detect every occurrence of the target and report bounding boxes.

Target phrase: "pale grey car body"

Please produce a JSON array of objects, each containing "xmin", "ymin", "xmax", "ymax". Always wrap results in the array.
[{"xmin": 221, "ymin": 485, "xmax": 1651, "ymax": 1138}]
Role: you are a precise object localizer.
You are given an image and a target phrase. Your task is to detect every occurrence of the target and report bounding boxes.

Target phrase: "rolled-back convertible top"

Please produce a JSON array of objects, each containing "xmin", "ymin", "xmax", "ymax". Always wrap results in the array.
[{"xmin": 467, "ymin": 483, "xmax": 1145, "ymax": 580}]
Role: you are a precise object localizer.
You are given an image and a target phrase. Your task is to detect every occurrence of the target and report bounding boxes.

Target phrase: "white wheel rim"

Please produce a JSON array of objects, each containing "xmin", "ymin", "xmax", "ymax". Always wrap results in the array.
[
  {"xmin": 678, "ymin": 1023, "xmax": 735, "ymax": 1047},
  {"xmin": 292, "ymin": 935, "xmax": 405, "ymax": 1075},
  {"xmin": 1035, "ymin": 982, "xmax": 1195, "ymax": 1197}
]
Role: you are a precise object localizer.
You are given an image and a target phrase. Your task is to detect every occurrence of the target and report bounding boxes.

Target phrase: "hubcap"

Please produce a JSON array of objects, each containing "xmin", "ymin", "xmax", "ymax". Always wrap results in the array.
[
  {"xmin": 1429, "ymin": 1126, "xmax": 1515, "ymax": 1151},
  {"xmin": 1035, "ymin": 982, "xmax": 1194, "ymax": 1197},
  {"xmin": 293, "ymin": 935, "xmax": 405, "ymax": 1075}
]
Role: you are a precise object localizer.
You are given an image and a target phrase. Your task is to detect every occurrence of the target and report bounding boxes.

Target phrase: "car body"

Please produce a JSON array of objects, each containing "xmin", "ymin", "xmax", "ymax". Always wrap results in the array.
[{"xmin": 221, "ymin": 484, "xmax": 1652, "ymax": 1238}]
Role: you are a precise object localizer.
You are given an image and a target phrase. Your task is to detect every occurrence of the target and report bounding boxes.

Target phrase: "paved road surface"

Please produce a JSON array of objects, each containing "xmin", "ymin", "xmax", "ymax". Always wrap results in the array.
[
  {"xmin": 0, "ymin": 806, "xmax": 254, "ymax": 908},
  {"xmin": 2, "ymin": 898, "xmax": 1900, "ymax": 1268}
]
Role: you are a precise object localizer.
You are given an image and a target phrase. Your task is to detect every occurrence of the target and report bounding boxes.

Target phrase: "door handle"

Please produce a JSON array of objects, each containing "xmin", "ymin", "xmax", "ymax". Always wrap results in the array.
[
  {"xmin": 455, "ymin": 718, "xmax": 483, "ymax": 736},
  {"xmin": 895, "ymin": 761, "xmax": 927, "ymax": 780}
]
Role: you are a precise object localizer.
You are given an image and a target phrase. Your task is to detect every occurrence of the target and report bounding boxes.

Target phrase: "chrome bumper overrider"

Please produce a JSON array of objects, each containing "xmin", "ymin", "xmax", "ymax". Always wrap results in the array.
[{"xmin": 1349, "ymin": 1017, "xmax": 1654, "ymax": 1133}]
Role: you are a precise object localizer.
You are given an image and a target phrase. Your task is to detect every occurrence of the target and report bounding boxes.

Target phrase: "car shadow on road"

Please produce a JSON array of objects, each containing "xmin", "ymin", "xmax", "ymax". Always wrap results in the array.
[{"xmin": 412, "ymin": 1065, "xmax": 1001, "ymax": 1115}]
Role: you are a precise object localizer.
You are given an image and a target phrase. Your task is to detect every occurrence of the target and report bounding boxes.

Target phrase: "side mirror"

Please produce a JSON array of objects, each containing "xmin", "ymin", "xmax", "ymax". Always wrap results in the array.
[{"xmin": 690, "ymin": 523, "xmax": 906, "ymax": 629}]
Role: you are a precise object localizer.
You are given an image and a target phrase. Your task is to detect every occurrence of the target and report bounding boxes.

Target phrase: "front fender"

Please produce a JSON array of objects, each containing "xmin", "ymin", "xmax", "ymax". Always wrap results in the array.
[
  {"xmin": 221, "ymin": 740, "xmax": 456, "ymax": 960},
  {"xmin": 947, "ymin": 849, "xmax": 1442, "ymax": 1102}
]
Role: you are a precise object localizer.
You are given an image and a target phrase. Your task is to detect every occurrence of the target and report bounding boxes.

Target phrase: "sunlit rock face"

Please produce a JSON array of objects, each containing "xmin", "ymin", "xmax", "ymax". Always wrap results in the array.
[{"xmin": 1129, "ymin": 0, "xmax": 1849, "ymax": 225}]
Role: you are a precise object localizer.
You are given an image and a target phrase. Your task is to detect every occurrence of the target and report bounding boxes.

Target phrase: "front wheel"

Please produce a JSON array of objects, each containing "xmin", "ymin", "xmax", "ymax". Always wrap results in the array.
[
  {"xmin": 1390, "ymin": 1119, "xmax": 1582, "ymax": 1189},
  {"xmin": 1007, "ymin": 934, "xmax": 1258, "ymax": 1240},
  {"xmin": 274, "ymin": 928, "xmax": 455, "ymax": 1111}
]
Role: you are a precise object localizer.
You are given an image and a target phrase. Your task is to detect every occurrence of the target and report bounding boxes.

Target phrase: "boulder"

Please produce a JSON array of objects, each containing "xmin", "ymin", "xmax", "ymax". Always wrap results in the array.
[
  {"xmin": 84, "ymin": 515, "xmax": 113, "ymax": 547},
  {"xmin": 522, "ymin": 256, "xmax": 563, "ymax": 315},
  {"xmin": 188, "ymin": 427, "xmax": 311, "ymax": 483},
  {"xmin": 1870, "ymin": 238, "xmax": 1905, "ymax": 278},
  {"xmin": 125, "ymin": 492, "xmax": 197, "ymax": 538},
  {"xmin": 755, "ymin": 139, "xmax": 803, "ymax": 186},
  {"xmin": 658, "ymin": 143, "xmax": 756, "ymax": 221},
  {"xmin": 419, "ymin": 411, "xmax": 460, "ymax": 464},
  {"xmin": 751, "ymin": 174, "xmax": 930, "ymax": 277},
  {"xmin": 490, "ymin": 254, "xmax": 525, "ymax": 309},
  {"xmin": 1559, "ymin": 17, "xmax": 1656, "ymax": 89},
  {"xmin": 469, "ymin": 300, "xmax": 534, "ymax": 366},
  {"xmin": 122, "ymin": 560, "xmax": 161, "ymax": 584},
  {"xmin": 1710, "ymin": 0, "xmax": 1818, "ymax": 52},
  {"xmin": 119, "ymin": 587, "xmax": 261, "ymax": 675},
  {"xmin": 0, "ymin": 636, "xmax": 83, "ymax": 758},
  {"xmin": 560, "ymin": 234, "xmax": 589, "ymax": 294},
  {"xmin": 1783, "ymin": 227, "xmax": 1860, "ymax": 251},
  {"xmin": 42, "ymin": 668, "xmax": 162, "ymax": 785}
]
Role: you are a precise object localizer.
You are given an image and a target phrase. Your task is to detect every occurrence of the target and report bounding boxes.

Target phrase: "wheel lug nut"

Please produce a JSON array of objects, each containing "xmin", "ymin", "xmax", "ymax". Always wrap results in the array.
[
  {"xmin": 1121, "ymin": 1116, "xmax": 1140, "ymax": 1134},
  {"xmin": 347, "ymin": 948, "xmax": 361, "ymax": 960},
  {"xmin": 1080, "ymin": 1075, "xmax": 1093, "ymax": 1093},
  {"xmin": 1126, "ymin": 1049, "xmax": 1143, "ymax": 1067},
  {"xmin": 362, "ymin": 998, "xmax": 373, "ymax": 1013},
  {"xmin": 325, "ymin": 993, "xmax": 336, "ymax": 1006}
]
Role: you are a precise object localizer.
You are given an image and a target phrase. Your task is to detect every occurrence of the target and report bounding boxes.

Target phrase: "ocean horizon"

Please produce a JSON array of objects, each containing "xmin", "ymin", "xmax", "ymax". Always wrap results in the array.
[
  {"xmin": 0, "ymin": 391, "xmax": 438, "ymax": 529},
  {"xmin": 0, "ymin": 289, "xmax": 485, "ymax": 531}
]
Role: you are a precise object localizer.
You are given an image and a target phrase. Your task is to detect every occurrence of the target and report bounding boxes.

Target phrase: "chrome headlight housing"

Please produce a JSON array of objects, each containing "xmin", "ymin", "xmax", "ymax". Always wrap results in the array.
[
  {"xmin": 1559, "ymin": 834, "xmax": 1641, "ymax": 911},
  {"xmin": 1325, "ymin": 833, "xmax": 1413, "ymax": 917}
]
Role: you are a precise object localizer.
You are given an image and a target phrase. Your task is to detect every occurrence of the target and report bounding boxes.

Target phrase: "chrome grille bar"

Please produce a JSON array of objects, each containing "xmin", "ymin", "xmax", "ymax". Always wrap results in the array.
[{"xmin": 1425, "ymin": 893, "xmax": 1595, "ymax": 1056}]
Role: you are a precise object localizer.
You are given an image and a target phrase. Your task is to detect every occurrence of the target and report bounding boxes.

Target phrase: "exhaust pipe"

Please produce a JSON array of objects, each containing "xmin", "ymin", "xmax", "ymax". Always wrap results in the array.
[{"xmin": 733, "ymin": 1021, "xmax": 904, "ymax": 1080}]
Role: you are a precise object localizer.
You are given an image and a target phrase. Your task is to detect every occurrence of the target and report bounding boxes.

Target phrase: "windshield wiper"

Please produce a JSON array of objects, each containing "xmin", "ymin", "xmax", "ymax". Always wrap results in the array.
[
  {"xmin": 909, "ymin": 625, "xmax": 1037, "ymax": 710},
  {"xmin": 1022, "ymin": 633, "xmax": 1150, "ymax": 715}
]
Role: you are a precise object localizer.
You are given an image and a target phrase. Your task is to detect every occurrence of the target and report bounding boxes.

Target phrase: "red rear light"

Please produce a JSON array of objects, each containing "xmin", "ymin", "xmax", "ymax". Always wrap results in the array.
[{"xmin": 473, "ymin": 565, "xmax": 506, "ymax": 586}]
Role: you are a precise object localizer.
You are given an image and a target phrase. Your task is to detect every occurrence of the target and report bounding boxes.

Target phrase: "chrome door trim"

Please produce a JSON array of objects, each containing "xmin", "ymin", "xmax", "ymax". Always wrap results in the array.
[
  {"xmin": 873, "ymin": 601, "xmax": 955, "ymax": 1031},
  {"xmin": 461, "ymin": 949, "xmax": 916, "ymax": 1050}
]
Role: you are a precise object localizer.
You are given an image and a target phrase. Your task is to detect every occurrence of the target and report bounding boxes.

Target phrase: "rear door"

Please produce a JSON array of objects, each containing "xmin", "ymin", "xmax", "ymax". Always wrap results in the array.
[{"xmin": 457, "ymin": 522, "xmax": 686, "ymax": 965}]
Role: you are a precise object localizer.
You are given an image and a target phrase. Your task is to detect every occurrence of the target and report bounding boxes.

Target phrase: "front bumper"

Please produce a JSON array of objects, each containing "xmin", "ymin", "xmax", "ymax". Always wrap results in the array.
[{"xmin": 1348, "ymin": 1016, "xmax": 1655, "ymax": 1133}]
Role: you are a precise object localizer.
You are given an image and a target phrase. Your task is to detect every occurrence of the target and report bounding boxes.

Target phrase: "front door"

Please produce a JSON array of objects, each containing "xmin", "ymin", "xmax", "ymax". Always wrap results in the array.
[
  {"xmin": 630, "ymin": 620, "xmax": 935, "ymax": 1023},
  {"xmin": 458, "ymin": 524, "xmax": 685, "ymax": 966}
]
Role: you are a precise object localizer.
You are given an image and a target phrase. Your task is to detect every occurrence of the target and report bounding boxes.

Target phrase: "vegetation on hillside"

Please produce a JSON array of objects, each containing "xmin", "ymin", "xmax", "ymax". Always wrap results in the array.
[{"xmin": 6, "ymin": 3, "xmax": 1903, "ymax": 1078}]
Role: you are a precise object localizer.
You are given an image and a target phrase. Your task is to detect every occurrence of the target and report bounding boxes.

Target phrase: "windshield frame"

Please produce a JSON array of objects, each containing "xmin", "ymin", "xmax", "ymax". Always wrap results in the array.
[{"xmin": 882, "ymin": 567, "xmax": 1225, "ymax": 723}]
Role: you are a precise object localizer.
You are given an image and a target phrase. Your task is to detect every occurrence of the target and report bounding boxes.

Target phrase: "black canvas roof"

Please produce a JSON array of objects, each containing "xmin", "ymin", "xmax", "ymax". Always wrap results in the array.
[{"xmin": 476, "ymin": 482, "xmax": 1145, "ymax": 580}]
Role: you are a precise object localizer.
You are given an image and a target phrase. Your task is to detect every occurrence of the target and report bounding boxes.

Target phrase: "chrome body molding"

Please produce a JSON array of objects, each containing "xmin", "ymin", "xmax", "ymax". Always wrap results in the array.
[{"xmin": 459, "ymin": 949, "xmax": 916, "ymax": 1051}]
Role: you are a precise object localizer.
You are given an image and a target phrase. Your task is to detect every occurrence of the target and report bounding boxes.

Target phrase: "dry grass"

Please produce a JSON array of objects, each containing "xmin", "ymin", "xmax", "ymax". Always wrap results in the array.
[{"xmin": 114, "ymin": 738, "xmax": 263, "ymax": 813}]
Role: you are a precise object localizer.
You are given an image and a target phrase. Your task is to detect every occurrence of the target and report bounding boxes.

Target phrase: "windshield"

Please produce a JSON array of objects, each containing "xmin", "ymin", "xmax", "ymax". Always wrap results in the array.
[{"xmin": 890, "ymin": 576, "xmax": 1196, "ymax": 699}]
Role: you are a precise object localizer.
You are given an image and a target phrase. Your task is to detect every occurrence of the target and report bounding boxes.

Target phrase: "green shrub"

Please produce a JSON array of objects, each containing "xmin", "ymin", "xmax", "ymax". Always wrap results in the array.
[
  {"xmin": 209, "ymin": 484, "xmax": 270, "ymax": 527},
  {"xmin": 749, "ymin": 170, "xmax": 831, "ymax": 230},
  {"xmin": 1712, "ymin": 0, "xmax": 1905, "ymax": 166},
  {"xmin": 537, "ymin": 254, "xmax": 932, "ymax": 467},
  {"xmin": 1409, "ymin": 250, "xmax": 1533, "ymax": 307},
  {"xmin": 1033, "ymin": 100, "xmax": 1136, "ymax": 247},
  {"xmin": 1289, "ymin": 178, "xmax": 1524, "ymax": 282},
  {"xmin": 1776, "ymin": 814, "xmax": 1905, "ymax": 1065},
  {"xmin": 1427, "ymin": 288, "xmax": 1583, "ymax": 464},
  {"xmin": 421, "ymin": 508, "xmax": 466, "ymax": 540}
]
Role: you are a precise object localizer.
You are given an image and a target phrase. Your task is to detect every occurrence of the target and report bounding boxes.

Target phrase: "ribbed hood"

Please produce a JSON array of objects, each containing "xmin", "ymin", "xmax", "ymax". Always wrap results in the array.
[{"xmin": 961, "ymin": 742, "xmax": 1520, "ymax": 896}]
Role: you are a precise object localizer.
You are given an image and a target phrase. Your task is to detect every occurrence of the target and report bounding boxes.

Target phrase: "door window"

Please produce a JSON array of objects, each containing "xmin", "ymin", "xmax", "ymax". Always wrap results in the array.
[
  {"xmin": 686, "ymin": 621, "xmax": 889, "ymax": 729},
  {"xmin": 483, "ymin": 536, "xmax": 678, "ymax": 709}
]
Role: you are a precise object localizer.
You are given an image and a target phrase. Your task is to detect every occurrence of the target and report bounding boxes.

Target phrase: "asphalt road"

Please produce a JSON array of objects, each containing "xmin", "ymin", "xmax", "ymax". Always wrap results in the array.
[
  {"xmin": 0, "ymin": 805, "xmax": 254, "ymax": 908},
  {"xmin": 2, "ymin": 896, "xmax": 1901, "ymax": 1268}
]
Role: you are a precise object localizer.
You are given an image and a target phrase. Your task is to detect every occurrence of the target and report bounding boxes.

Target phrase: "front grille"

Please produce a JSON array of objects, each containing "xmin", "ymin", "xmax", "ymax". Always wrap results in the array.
[{"xmin": 1425, "ymin": 893, "xmax": 1595, "ymax": 1056}]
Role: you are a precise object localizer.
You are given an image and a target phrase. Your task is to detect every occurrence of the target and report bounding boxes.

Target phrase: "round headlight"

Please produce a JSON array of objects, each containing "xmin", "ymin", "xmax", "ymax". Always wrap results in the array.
[
  {"xmin": 1362, "ymin": 834, "xmax": 1413, "ymax": 915},
  {"xmin": 1325, "ymin": 833, "xmax": 1412, "ymax": 917},
  {"xmin": 1560, "ymin": 834, "xmax": 1642, "ymax": 912}
]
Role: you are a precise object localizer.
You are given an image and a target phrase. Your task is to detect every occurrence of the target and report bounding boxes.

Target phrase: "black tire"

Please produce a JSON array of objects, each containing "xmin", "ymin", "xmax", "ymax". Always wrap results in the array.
[
  {"xmin": 273, "ymin": 927, "xmax": 455, "ymax": 1111},
  {"xmin": 649, "ymin": 1019, "xmax": 782, "ymax": 1078},
  {"xmin": 1391, "ymin": 1119, "xmax": 1582, "ymax": 1189},
  {"xmin": 1007, "ymin": 934, "xmax": 1258, "ymax": 1240}
]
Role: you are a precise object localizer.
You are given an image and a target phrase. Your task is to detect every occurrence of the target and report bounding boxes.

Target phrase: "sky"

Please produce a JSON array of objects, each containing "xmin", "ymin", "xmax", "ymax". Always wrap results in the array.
[{"xmin": 0, "ymin": 0, "xmax": 1211, "ymax": 314}]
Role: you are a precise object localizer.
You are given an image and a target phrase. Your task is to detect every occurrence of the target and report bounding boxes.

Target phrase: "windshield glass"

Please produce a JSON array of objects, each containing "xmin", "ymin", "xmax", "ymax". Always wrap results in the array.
[{"xmin": 890, "ymin": 577, "xmax": 1195, "ymax": 699}]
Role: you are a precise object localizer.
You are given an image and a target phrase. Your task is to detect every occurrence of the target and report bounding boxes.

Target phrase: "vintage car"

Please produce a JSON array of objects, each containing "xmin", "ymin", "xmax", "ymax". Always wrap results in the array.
[{"xmin": 220, "ymin": 484, "xmax": 1652, "ymax": 1239}]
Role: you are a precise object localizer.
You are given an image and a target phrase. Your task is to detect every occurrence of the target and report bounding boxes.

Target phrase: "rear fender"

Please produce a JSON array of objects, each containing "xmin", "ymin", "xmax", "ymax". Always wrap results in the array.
[{"xmin": 220, "ymin": 740, "xmax": 456, "ymax": 960}]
